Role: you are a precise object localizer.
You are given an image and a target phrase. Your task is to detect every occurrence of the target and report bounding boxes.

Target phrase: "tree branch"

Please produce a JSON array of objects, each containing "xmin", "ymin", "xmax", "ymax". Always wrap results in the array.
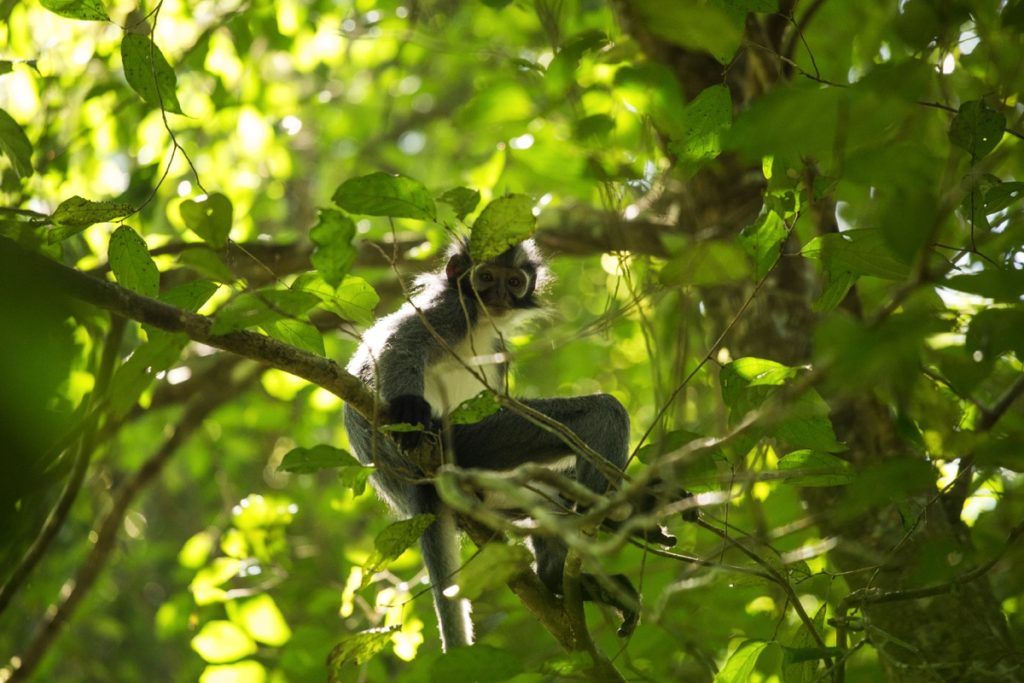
[{"xmin": 0, "ymin": 236, "xmax": 376, "ymax": 419}]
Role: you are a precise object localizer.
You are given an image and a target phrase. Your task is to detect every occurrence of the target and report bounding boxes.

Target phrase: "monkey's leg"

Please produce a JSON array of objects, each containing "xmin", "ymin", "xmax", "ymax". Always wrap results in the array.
[
  {"xmin": 450, "ymin": 395, "xmax": 675, "ymax": 544},
  {"xmin": 450, "ymin": 394, "xmax": 629, "ymax": 492},
  {"xmin": 451, "ymin": 395, "xmax": 644, "ymax": 635}
]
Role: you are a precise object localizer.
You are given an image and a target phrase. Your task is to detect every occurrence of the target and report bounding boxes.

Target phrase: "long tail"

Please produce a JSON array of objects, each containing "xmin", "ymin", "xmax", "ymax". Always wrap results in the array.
[{"xmin": 419, "ymin": 503, "xmax": 473, "ymax": 650}]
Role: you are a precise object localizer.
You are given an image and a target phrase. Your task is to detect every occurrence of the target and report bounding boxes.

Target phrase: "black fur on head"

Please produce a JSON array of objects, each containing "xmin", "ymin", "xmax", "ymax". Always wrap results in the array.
[{"xmin": 442, "ymin": 238, "xmax": 550, "ymax": 311}]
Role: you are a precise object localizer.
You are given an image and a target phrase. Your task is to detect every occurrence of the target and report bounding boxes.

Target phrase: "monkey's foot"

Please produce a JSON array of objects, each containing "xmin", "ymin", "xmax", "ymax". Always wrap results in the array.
[
  {"xmin": 617, "ymin": 607, "xmax": 639, "ymax": 638},
  {"xmin": 638, "ymin": 524, "xmax": 676, "ymax": 548}
]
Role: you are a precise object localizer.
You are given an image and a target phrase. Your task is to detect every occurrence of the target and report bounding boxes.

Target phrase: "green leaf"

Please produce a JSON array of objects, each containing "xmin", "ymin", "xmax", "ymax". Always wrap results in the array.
[
  {"xmin": 190, "ymin": 621, "xmax": 257, "ymax": 664},
  {"xmin": 159, "ymin": 280, "xmax": 219, "ymax": 314},
  {"xmin": 776, "ymin": 392, "xmax": 845, "ymax": 453},
  {"xmin": 429, "ymin": 644, "xmax": 524, "ymax": 683},
  {"xmin": 438, "ymin": 186, "xmax": 481, "ymax": 221},
  {"xmin": 332, "ymin": 172, "xmax": 436, "ymax": 220},
  {"xmin": 121, "ymin": 33, "xmax": 183, "ymax": 114},
  {"xmin": 364, "ymin": 514, "xmax": 435, "ymax": 580},
  {"xmin": 984, "ymin": 181, "xmax": 1024, "ymax": 214},
  {"xmin": 0, "ymin": 108, "xmax": 32, "ymax": 178},
  {"xmin": 469, "ymin": 194, "xmax": 536, "ymax": 261},
  {"xmin": 966, "ymin": 307, "xmax": 1024, "ymax": 360},
  {"xmin": 180, "ymin": 193, "xmax": 233, "ymax": 249},
  {"xmin": 669, "ymin": 84, "xmax": 732, "ymax": 167},
  {"xmin": 294, "ymin": 272, "xmax": 380, "ymax": 326},
  {"xmin": 190, "ymin": 558, "xmax": 243, "ymax": 605},
  {"xmin": 781, "ymin": 602, "xmax": 827, "ymax": 683},
  {"xmin": 448, "ymin": 391, "xmax": 500, "ymax": 425},
  {"xmin": 573, "ymin": 113, "xmax": 616, "ymax": 144},
  {"xmin": 210, "ymin": 289, "xmax": 320, "ymax": 335},
  {"xmin": 262, "ymin": 317, "xmax": 324, "ymax": 355},
  {"xmin": 230, "ymin": 595, "xmax": 291, "ymax": 647},
  {"xmin": 178, "ymin": 530, "xmax": 215, "ymax": 569},
  {"xmin": 199, "ymin": 661, "xmax": 266, "ymax": 683},
  {"xmin": 812, "ymin": 270, "xmax": 856, "ymax": 313},
  {"xmin": 309, "ymin": 208, "xmax": 357, "ymax": 287},
  {"xmin": 944, "ymin": 268, "xmax": 1024, "ymax": 303},
  {"xmin": 178, "ymin": 247, "xmax": 235, "ymax": 283},
  {"xmin": 108, "ymin": 226, "xmax": 159, "ymax": 298},
  {"xmin": 458, "ymin": 543, "xmax": 533, "ymax": 600},
  {"xmin": 778, "ymin": 450, "xmax": 854, "ymax": 487},
  {"xmin": 48, "ymin": 195, "xmax": 134, "ymax": 242},
  {"xmin": 949, "ymin": 100, "xmax": 1004, "ymax": 160},
  {"xmin": 338, "ymin": 463, "xmax": 373, "ymax": 496},
  {"xmin": 714, "ymin": 640, "xmax": 775, "ymax": 683},
  {"xmin": 739, "ymin": 211, "xmax": 787, "ymax": 278},
  {"xmin": 727, "ymin": 357, "xmax": 799, "ymax": 387},
  {"xmin": 629, "ymin": 0, "xmax": 742, "ymax": 64},
  {"xmin": 278, "ymin": 445, "xmax": 359, "ymax": 474},
  {"xmin": 40, "ymin": 0, "xmax": 109, "ymax": 21},
  {"xmin": 659, "ymin": 240, "xmax": 751, "ymax": 286},
  {"xmin": 108, "ymin": 332, "xmax": 188, "ymax": 416},
  {"xmin": 802, "ymin": 229, "xmax": 911, "ymax": 280},
  {"xmin": 327, "ymin": 627, "xmax": 398, "ymax": 673}
]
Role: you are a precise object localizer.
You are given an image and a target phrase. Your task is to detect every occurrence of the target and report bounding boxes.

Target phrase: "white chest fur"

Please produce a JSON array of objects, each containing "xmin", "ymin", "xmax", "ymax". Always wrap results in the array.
[{"xmin": 423, "ymin": 324, "xmax": 505, "ymax": 417}]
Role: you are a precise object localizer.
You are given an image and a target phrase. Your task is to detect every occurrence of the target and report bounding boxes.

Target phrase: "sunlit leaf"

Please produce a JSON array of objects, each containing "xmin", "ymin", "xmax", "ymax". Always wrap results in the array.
[
  {"xmin": 713, "ymin": 640, "xmax": 776, "ymax": 683},
  {"xmin": 121, "ymin": 33, "xmax": 183, "ymax": 114},
  {"xmin": 40, "ymin": 0, "xmax": 108, "ymax": 21},
  {"xmin": 210, "ymin": 289, "xmax": 320, "ymax": 335},
  {"xmin": 327, "ymin": 627, "xmax": 399, "ymax": 675},
  {"xmin": 670, "ymin": 84, "xmax": 732, "ymax": 167},
  {"xmin": 48, "ymin": 195, "xmax": 134, "ymax": 242},
  {"xmin": 199, "ymin": 660, "xmax": 266, "ymax": 683},
  {"xmin": 230, "ymin": 594, "xmax": 292, "ymax": 647},
  {"xmin": 263, "ymin": 317, "xmax": 324, "ymax": 355},
  {"xmin": 278, "ymin": 444, "xmax": 359, "ymax": 474},
  {"xmin": 0, "ymin": 108, "xmax": 32, "ymax": 178},
  {"xmin": 363, "ymin": 514, "xmax": 435, "ymax": 581},
  {"xmin": 469, "ymin": 194, "xmax": 536, "ymax": 261},
  {"xmin": 438, "ymin": 187, "xmax": 481, "ymax": 221},
  {"xmin": 180, "ymin": 193, "xmax": 233, "ymax": 249},
  {"xmin": 179, "ymin": 530, "xmax": 215, "ymax": 569},
  {"xmin": 190, "ymin": 621, "xmax": 257, "ymax": 664},
  {"xmin": 739, "ymin": 211, "xmax": 787, "ymax": 278},
  {"xmin": 780, "ymin": 603, "xmax": 827, "ymax": 683},
  {"xmin": 448, "ymin": 391, "xmax": 500, "ymax": 425},
  {"xmin": 108, "ymin": 226, "xmax": 159, "ymax": 298},
  {"xmin": 332, "ymin": 172, "xmax": 436, "ymax": 220},
  {"xmin": 310, "ymin": 208, "xmax": 357, "ymax": 287}
]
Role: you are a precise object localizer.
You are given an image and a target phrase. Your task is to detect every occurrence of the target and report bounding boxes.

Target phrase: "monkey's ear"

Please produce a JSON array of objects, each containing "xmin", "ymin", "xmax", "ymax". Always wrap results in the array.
[{"xmin": 445, "ymin": 252, "xmax": 472, "ymax": 284}]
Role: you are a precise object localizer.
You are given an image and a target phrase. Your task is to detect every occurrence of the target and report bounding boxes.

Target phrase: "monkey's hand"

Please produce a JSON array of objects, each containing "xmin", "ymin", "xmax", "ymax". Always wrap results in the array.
[{"xmin": 388, "ymin": 394, "xmax": 434, "ymax": 450}]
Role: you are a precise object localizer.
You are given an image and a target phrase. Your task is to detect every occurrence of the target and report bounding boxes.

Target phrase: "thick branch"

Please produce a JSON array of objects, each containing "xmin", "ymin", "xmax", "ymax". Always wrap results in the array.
[{"xmin": 0, "ymin": 236, "xmax": 376, "ymax": 419}]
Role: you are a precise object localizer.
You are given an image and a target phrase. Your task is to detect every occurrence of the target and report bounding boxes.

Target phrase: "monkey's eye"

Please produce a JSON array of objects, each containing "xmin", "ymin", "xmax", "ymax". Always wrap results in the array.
[
  {"xmin": 508, "ymin": 276, "xmax": 521, "ymax": 288},
  {"xmin": 479, "ymin": 271, "xmax": 494, "ymax": 283}
]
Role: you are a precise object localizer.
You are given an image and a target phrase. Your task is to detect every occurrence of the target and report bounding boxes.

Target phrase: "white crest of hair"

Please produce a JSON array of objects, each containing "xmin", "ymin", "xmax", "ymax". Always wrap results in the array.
[{"xmin": 425, "ymin": 309, "xmax": 535, "ymax": 417}]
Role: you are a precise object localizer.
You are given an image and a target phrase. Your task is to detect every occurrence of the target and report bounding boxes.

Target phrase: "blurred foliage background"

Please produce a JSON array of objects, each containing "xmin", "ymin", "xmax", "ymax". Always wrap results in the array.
[{"xmin": 1, "ymin": 0, "xmax": 1023, "ymax": 681}]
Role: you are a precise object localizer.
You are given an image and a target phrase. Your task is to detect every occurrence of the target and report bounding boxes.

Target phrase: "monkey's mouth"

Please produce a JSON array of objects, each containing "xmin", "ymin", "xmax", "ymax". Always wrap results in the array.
[{"xmin": 483, "ymin": 304, "xmax": 512, "ymax": 316}]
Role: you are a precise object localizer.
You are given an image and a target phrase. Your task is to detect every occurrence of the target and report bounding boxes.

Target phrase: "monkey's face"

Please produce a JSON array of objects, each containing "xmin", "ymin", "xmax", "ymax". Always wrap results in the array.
[{"xmin": 469, "ymin": 264, "xmax": 531, "ymax": 314}]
